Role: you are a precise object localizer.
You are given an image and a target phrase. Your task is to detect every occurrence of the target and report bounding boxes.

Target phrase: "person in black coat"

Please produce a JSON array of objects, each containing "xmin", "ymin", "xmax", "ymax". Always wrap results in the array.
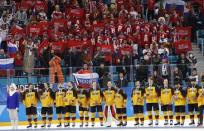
[{"xmin": 115, "ymin": 72, "xmax": 128, "ymax": 88}]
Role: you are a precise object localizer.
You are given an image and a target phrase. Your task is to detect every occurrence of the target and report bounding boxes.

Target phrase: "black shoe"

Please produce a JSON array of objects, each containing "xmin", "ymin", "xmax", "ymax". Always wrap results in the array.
[
  {"xmin": 155, "ymin": 120, "xmax": 159, "ymax": 126},
  {"xmin": 34, "ymin": 124, "xmax": 37, "ymax": 128},
  {"xmin": 181, "ymin": 122, "xmax": 184, "ymax": 126},
  {"xmin": 140, "ymin": 123, "xmax": 144, "ymax": 126},
  {"xmin": 41, "ymin": 124, "xmax": 46, "ymax": 128},
  {"xmin": 57, "ymin": 123, "xmax": 61, "ymax": 127},
  {"xmin": 117, "ymin": 122, "xmax": 123, "ymax": 126},
  {"xmin": 27, "ymin": 124, "xmax": 32, "ymax": 128},
  {"xmin": 164, "ymin": 120, "xmax": 168, "ymax": 125},
  {"xmin": 122, "ymin": 122, "xmax": 127, "ymax": 126},
  {"xmin": 189, "ymin": 121, "xmax": 195, "ymax": 125},
  {"xmin": 107, "ymin": 125, "xmax": 111, "ymax": 127},
  {"xmin": 174, "ymin": 122, "xmax": 180, "ymax": 126},
  {"xmin": 100, "ymin": 123, "xmax": 103, "ymax": 127},
  {"xmin": 47, "ymin": 124, "xmax": 51, "ymax": 128},
  {"xmin": 134, "ymin": 122, "xmax": 139, "ymax": 126},
  {"xmin": 85, "ymin": 122, "xmax": 88, "ymax": 127}
]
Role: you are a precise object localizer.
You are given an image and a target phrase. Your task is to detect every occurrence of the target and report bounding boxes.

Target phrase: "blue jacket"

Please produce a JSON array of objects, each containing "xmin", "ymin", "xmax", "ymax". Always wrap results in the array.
[{"xmin": 7, "ymin": 92, "xmax": 19, "ymax": 109}]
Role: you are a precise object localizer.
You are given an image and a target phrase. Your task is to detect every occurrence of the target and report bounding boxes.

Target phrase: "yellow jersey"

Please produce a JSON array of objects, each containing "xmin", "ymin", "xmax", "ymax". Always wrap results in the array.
[
  {"xmin": 197, "ymin": 87, "xmax": 204, "ymax": 107},
  {"xmin": 173, "ymin": 88, "xmax": 186, "ymax": 106},
  {"xmin": 77, "ymin": 90, "xmax": 89, "ymax": 108},
  {"xmin": 114, "ymin": 89, "xmax": 127, "ymax": 108},
  {"xmin": 160, "ymin": 87, "xmax": 173, "ymax": 105},
  {"xmin": 103, "ymin": 88, "xmax": 115, "ymax": 106},
  {"xmin": 40, "ymin": 88, "xmax": 54, "ymax": 107},
  {"xmin": 64, "ymin": 88, "xmax": 77, "ymax": 106},
  {"xmin": 55, "ymin": 90, "xmax": 65, "ymax": 107},
  {"xmin": 145, "ymin": 86, "xmax": 159, "ymax": 103},
  {"xmin": 131, "ymin": 88, "xmax": 145, "ymax": 106},
  {"xmin": 187, "ymin": 86, "xmax": 198, "ymax": 104},
  {"xmin": 22, "ymin": 90, "xmax": 38, "ymax": 108},
  {"xmin": 88, "ymin": 88, "xmax": 103, "ymax": 107}
]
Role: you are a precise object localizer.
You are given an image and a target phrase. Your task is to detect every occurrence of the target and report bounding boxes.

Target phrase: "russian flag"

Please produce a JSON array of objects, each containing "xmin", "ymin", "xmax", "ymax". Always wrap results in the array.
[
  {"xmin": 0, "ymin": 58, "xmax": 14, "ymax": 69},
  {"xmin": 8, "ymin": 42, "xmax": 18, "ymax": 54}
]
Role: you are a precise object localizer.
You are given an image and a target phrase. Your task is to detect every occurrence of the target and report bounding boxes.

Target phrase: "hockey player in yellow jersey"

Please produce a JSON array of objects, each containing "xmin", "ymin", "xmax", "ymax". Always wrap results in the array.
[
  {"xmin": 187, "ymin": 78, "xmax": 200, "ymax": 125},
  {"xmin": 197, "ymin": 75, "xmax": 204, "ymax": 127},
  {"xmin": 88, "ymin": 82, "xmax": 103, "ymax": 127},
  {"xmin": 20, "ymin": 83, "xmax": 39, "ymax": 128},
  {"xmin": 38, "ymin": 83, "xmax": 54, "ymax": 128},
  {"xmin": 160, "ymin": 79, "xmax": 173, "ymax": 126},
  {"xmin": 64, "ymin": 82, "xmax": 77, "ymax": 127},
  {"xmin": 173, "ymin": 80, "xmax": 186, "ymax": 126},
  {"xmin": 54, "ymin": 84, "xmax": 66, "ymax": 127},
  {"xmin": 77, "ymin": 86, "xmax": 89, "ymax": 127},
  {"xmin": 114, "ymin": 85, "xmax": 127, "ymax": 127},
  {"xmin": 145, "ymin": 77, "xmax": 160, "ymax": 126},
  {"xmin": 103, "ymin": 81, "xmax": 117, "ymax": 127},
  {"xmin": 131, "ymin": 81, "xmax": 145, "ymax": 126}
]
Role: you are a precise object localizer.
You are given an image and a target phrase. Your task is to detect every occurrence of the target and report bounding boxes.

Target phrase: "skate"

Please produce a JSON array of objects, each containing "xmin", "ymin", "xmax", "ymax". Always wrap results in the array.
[
  {"xmin": 197, "ymin": 123, "xmax": 203, "ymax": 127},
  {"xmin": 100, "ymin": 122, "xmax": 103, "ymax": 127},
  {"xmin": 41, "ymin": 124, "xmax": 46, "ymax": 128},
  {"xmin": 174, "ymin": 122, "xmax": 180, "ymax": 126},
  {"xmin": 122, "ymin": 122, "xmax": 127, "ymax": 126},
  {"xmin": 155, "ymin": 120, "xmax": 159, "ymax": 126},
  {"xmin": 189, "ymin": 120, "xmax": 195, "ymax": 126},
  {"xmin": 91, "ymin": 123, "xmax": 95, "ymax": 127},
  {"xmin": 27, "ymin": 124, "xmax": 32, "ymax": 128},
  {"xmin": 170, "ymin": 120, "xmax": 173, "ymax": 125},
  {"xmin": 57, "ymin": 123, "xmax": 61, "ymax": 127},
  {"xmin": 148, "ymin": 120, "xmax": 153, "ymax": 126},
  {"xmin": 72, "ymin": 123, "xmax": 75, "ymax": 127},
  {"xmin": 140, "ymin": 123, "xmax": 144, "ymax": 126},
  {"xmin": 64, "ymin": 123, "xmax": 69, "ymax": 127},
  {"xmin": 47, "ymin": 124, "xmax": 51, "ymax": 128},
  {"xmin": 85, "ymin": 122, "xmax": 88, "ymax": 127},
  {"xmin": 80, "ymin": 122, "xmax": 83, "ymax": 127},
  {"xmin": 117, "ymin": 122, "xmax": 123, "ymax": 126},
  {"xmin": 134, "ymin": 122, "xmax": 139, "ymax": 126},
  {"xmin": 164, "ymin": 120, "xmax": 168, "ymax": 125},
  {"xmin": 34, "ymin": 124, "xmax": 37, "ymax": 128},
  {"xmin": 180, "ymin": 122, "xmax": 184, "ymax": 126}
]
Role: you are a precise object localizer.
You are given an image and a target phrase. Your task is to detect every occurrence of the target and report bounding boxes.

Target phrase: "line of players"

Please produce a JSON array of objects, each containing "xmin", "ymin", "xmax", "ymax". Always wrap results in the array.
[{"xmin": 19, "ymin": 76, "xmax": 204, "ymax": 128}]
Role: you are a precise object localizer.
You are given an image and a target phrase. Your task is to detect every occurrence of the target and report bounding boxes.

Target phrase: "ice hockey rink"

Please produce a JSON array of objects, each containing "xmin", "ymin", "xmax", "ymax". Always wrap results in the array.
[{"xmin": 0, "ymin": 119, "xmax": 203, "ymax": 131}]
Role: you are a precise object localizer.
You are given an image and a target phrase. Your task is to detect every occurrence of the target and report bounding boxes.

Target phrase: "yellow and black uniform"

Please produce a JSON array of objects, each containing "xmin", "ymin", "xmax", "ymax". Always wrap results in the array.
[
  {"xmin": 145, "ymin": 85, "xmax": 160, "ymax": 124},
  {"xmin": 160, "ymin": 86, "xmax": 173, "ymax": 123},
  {"xmin": 114, "ymin": 88, "xmax": 127, "ymax": 126},
  {"xmin": 131, "ymin": 87, "xmax": 145, "ymax": 125},
  {"xmin": 64, "ymin": 88, "xmax": 77, "ymax": 127},
  {"xmin": 198, "ymin": 86, "xmax": 204, "ymax": 125},
  {"xmin": 88, "ymin": 88, "xmax": 103, "ymax": 125},
  {"xmin": 54, "ymin": 89, "xmax": 66, "ymax": 127},
  {"xmin": 103, "ymin": 87, "xmax": 116, "ymax": 120},
  {"xmin": 77, "ymin": 89, "xmax": 89, "ymax": 127},
  {"xmin": 38, "ymin": 88, "xmax": 54, "ymax": 127},
  {"xmin": 187, "ymin": 85, "xmax": 199, "ymax": 123},
  {"xmin": 173, "ymin": 87, "xmax": 186, "ymax": 125},
  {"xmin": 21, "ymin": 89, "xmax": 39, "ymax": 128}
]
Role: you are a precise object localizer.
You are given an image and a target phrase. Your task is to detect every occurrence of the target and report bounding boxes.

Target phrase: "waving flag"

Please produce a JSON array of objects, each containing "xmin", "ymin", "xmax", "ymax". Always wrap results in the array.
[
  {"xmin": 73, "ymin": 73, "xmax": 99, "ymax": 88},
  {"xmin": 8, "ymin": 42, "xmax": 18, "ymax": 54},
  {"xmin": 0, "ymin": 58, "xmax": 14, "ymax": 69}
]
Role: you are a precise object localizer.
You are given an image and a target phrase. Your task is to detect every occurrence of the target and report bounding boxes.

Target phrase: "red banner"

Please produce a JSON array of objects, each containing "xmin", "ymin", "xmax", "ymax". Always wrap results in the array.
[
  {"xmin": 119, "ymin": 45, "xmax": 133, "ymax": 55},
  {"xmin": 173, "ymin": 40, "xmax": 192, "ymax": 54},
  {"xmin": 97, "ymin": 44, "xmax": 114, "ymax": 53},
  {"xmin": 51, "ymin": 41, "xmax": 65, "ymax": 52},
  {"xmin": 175, "ymin": 27, "xmax": 192, "ymax": 39},
  {"xmin": 38, "ymin": 40, "xmax": 49, "ymax": 55},
  {"xmin": 67, "ymin": 8, "xmax": 85, "ymax": 18}
]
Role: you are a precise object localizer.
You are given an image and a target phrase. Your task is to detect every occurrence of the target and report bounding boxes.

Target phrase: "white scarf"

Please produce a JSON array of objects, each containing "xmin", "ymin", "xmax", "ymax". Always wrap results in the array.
[{"xmin": 9, "ymin": 83, "xmax": 17, "ymax": 96}]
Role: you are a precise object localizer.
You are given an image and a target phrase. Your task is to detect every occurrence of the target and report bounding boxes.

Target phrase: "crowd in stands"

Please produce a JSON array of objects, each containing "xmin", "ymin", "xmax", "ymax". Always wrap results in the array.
[{"xmin": 0, "ymin": 0, "xmax": 204, "ymax": 86}]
